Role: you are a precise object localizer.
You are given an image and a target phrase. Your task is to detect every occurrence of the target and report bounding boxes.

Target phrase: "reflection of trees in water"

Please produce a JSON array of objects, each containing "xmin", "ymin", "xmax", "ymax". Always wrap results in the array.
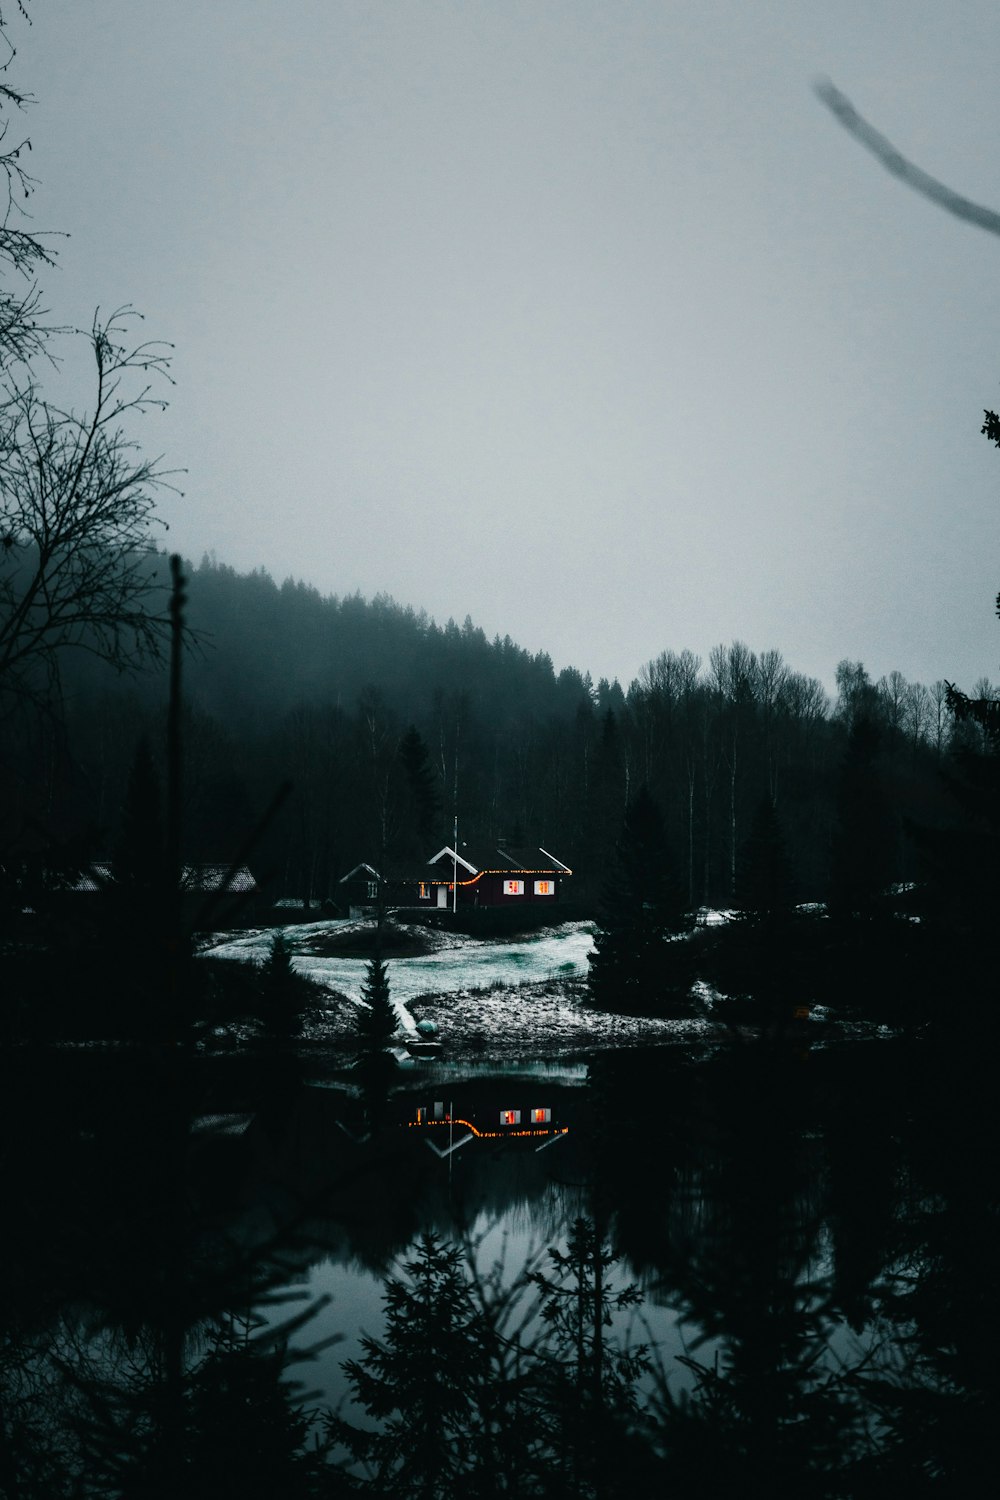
[
  {"xmin": 584, "ymin": 1040, "xmax": 1000, "ymax": 1495},
  {"xmin": 3, "ymin": 1039, "xmax": 997, "ymax": 1493},
  {"xmin": 330, "ymin": 1221, "xmax": 654, "ymax": 1498},
  {"xmin": 0, "ymin": 1045, "xmax": 345, "ymax": 1496}
]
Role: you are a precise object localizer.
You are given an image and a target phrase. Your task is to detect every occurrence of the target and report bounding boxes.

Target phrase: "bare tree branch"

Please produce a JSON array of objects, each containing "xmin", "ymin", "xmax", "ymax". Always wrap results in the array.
[
  {"xmin": 0, "ymin": 1, "xmax": 58, "ymax": 372},
  {"xmin": 815, "ymin": 78, "xmax": 1000, "ymax": 238},
  {"xmin": 0, "ymin": 309, "xmax": 184, "ymax": 711}
]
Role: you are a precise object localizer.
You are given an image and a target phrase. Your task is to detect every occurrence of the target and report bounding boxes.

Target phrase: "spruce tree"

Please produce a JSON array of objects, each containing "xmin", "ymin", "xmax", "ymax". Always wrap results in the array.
[
  {"xmin": 736, "ymin": 796, "xmax": 794, "ymax": 914},
  {"xmin": 100, "ymin": 736, "xmax": 173, "ymax": 1039},
  {"xmin": 329, "ymin": 1233, "xmax": 488, "ymax": 1493},
  {"xmin": 115, "ymin": 737, "xmax": 166, "ymax": 903},
  {"xmin": 398, "ymin": 725, "xmax": 440, "ymax": 853},
  {"xmin": 829, "ymin": 717, "xmax": 895, "ymax": 918},
  {"xmin": 260, "ymin": 932, "xmax": 305, "ymax": 1040},
  {"xmin": 356, "ymin": 947, "xmax": 397, "ymax": 1047},
  {"xmin": 588, "ymin": 784, "xmax": 691, "ymax": 1015},
  {"xmin": 527, "ymin": 1218, "xmax": 649, "ymax": 1494},
  {"xmin": 710, "ymin": 796, "xmax": 809, "ymax": 1027}
]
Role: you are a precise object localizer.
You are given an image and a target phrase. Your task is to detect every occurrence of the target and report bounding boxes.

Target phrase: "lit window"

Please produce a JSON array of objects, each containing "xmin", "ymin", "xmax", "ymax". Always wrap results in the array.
[
  {"xmin": 500, "ymin": 1109, "xmax": 521, "ymax": 1126},
  {"xmin": 418, "ymin": 882, "xmax": 429, "ymax": 899},
  {"xmin": 532, "ymin": 1107, "xmax": 551, "ymax": 1124},
  {"xmin": 533, "ymin": 879, "xmax": 554, "ymax": 896},
  {"xmin": 416, "ymin": 1107, "xmax": 427, "ymax": 1123},
  {"xmin": 503, "ymin": 879, "xmax": 524, "ymax": 896}
]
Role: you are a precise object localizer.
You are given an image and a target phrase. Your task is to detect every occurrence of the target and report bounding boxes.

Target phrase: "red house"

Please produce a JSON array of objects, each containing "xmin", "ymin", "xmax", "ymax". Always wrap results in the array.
[{"xmin": 413, "ymin": 845, "xmax": 572, "ymax": 909}]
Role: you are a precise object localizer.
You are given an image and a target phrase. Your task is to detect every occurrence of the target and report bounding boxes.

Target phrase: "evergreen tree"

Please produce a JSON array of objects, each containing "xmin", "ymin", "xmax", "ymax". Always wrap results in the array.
[
  {"xmin": 329, "ymin": 1233, "xmax": 490, "ymax": 1495},
  {"xmin": 91, "ymin": 734, "xmax": 175, "ymax": 1040},
  {"xmin": 115, "ymin": 736, "xmax": 166, "ymax": 902},
  {"xmin": 736, "ymin": 796, "xmax": 794, "ymax": 914},
  {"xmin": 397, "ymin": 724, "xmax": 440, "ymax": 854},
  {"xmin": 828, "ymin": 717, "xmax": 895, "ymax": 917},
  {"xmin": 180, "ymin": 1323, "xmax": 337, "ymax": 1499},
  {"xmin": 356, "ymin": 947, "xmax": 397, "ymax": 1047},
  {"xmin": 581, "ymin": 709, "xmax": 627, "ymax": 902},
  {"xmin": 525, "ymin": 1218, "xmax": 652, "ymax": 1497},
  {"xmin": 588, "ymin": 784, "xmax": 692, "ymax": 1015},
  {"xmin": 707, "ymin": 797, "xmax": 814, "ymax": 1029},
  {"xmin": 259, "ymin": 932, "xmax": 306, "ymax": 1040}
]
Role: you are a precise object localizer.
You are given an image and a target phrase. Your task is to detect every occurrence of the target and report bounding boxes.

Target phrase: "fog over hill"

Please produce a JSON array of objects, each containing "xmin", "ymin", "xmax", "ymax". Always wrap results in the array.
[{"xmin": 35, "ymin": 551, "xmax": 966, "ymax": 920}]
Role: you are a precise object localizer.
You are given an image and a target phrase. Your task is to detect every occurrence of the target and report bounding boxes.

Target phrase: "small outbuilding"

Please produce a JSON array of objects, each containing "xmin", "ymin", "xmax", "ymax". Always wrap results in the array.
[{"xmin": 61, "ymin": 860, "xmax": 261, "ymax": 929}]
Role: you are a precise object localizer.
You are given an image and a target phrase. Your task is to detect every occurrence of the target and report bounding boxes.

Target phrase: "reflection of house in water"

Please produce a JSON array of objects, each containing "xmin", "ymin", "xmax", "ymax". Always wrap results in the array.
[
  {"xmin": 208, "ymin": 1070, "xmax": 586, "ymax": 1271},
  {"xmin": 405, "ymin": 1088, "xmax": 570, "ymax": 1153}
]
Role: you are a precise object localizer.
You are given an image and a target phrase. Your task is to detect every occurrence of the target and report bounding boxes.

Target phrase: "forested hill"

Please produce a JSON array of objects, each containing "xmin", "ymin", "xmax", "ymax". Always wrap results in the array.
[
  {"xmin": 178, "ymin": 556, "xmax": 619, "ymax": 728},
  {"xmin": 29, "ymin": 552, "xmax": 979, "ymax": 913}
]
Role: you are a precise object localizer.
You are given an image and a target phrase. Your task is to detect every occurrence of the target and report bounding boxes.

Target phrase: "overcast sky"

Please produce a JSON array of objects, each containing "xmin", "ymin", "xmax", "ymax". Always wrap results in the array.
[{"xmin": 15, "ymin": 0, "xmax": 1000, "ymax": 692}]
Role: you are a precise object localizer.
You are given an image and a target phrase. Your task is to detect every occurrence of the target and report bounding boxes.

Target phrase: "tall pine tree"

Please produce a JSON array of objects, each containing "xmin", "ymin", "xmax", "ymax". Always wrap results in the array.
[{"xmin": 588, "ymin": 784, "xmax": 692, "ymax": 1016}]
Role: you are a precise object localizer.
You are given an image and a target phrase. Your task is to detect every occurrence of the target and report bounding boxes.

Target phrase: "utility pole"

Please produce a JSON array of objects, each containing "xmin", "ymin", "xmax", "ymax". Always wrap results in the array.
[{"xmin": 452, "ymin": 717, "xmax": 460, "ymax": 915}]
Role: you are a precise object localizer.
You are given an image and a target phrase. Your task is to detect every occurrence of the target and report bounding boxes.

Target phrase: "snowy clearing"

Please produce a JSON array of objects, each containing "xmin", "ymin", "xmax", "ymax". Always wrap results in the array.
[
  {"xmin": 198, "ymin": 919, "xmax": 718, "ymax": 1056},
  {"xmin": 200, "ymin": 919, "xmax": 596, "ymax": 1004}
]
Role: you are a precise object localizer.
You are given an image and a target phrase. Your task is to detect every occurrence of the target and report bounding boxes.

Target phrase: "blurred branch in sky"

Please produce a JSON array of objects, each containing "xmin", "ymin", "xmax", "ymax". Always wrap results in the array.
[{"xmin": 815, "ymin": 78, "xmax": 1000, "ymax": 238}]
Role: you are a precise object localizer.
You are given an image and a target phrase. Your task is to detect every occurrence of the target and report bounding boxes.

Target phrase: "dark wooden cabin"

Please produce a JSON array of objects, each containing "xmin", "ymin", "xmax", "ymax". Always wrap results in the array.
[
  {"xmin": 338, "ymin": 845, "xmax": 572, "ymax": 914},
  {"xmin": 413, "ymin": 845, "xmax": 572, "ymax": 909}
]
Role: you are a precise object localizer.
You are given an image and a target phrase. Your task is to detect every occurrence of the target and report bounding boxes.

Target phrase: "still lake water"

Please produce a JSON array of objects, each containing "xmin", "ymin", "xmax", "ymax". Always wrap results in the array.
[{"xmin": 7, "ymin": 1032, "xmax": 997, "ymax": 1490}]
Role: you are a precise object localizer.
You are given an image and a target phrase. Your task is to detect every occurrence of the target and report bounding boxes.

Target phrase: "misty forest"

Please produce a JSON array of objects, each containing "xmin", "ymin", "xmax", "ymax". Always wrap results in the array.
[{"xmin": 4, "ymin": 6, "xmax": 1000, "ymax": 1499}]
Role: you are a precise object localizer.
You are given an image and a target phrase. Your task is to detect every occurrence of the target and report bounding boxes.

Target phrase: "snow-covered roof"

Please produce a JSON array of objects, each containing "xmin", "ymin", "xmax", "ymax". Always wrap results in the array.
[
  {"xmin": 339, "ymin": 862, "xmax": 381, "ymax": 884},
  {"xmin": 427, "ymin": 846, "xmax": 480, "ymax": 875},
  {"xmin": 67, "ymin": 861, "xmax": 113, "ymax": 892},
  {"xmin": 427, "ymin": 846, "xmax": 572, "ymax": 877},
  {"xmin": 181, "ymin": 864, "xmax": 257, "ymax": 893}
]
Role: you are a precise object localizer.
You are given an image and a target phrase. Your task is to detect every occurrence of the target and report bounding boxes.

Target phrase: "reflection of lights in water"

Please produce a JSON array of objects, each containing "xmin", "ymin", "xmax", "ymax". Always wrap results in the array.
[{"xmin": 409, "ymin": 1115, "xmax": 569, "ymax": 1141}]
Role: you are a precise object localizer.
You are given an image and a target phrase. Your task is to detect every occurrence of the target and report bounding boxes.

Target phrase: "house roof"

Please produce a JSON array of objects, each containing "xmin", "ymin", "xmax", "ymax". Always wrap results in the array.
[
  {"xmin": 181, "ymin": 864, "xmax": 257, "ymax": 893},
  {"xmin": 339, "ymin": 862, "xmax": 381, "ymax": 884},
  {"xmin": 426, "ymin": 846, "xmax": 572, "ymax": 878},
  {"xmin": 427, "ymin": 845, "xmax": 480, "ymax": 875},
  {"xmin": 334, "ymin": 848, "xmax": 574, "ymax": 892},
  {"xmin": 67, "ymin": 862, "xmax": 257, "ymax": 893}
]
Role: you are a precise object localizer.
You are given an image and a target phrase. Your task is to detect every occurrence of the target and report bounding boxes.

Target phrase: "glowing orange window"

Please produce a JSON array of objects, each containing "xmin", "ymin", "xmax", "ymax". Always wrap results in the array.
[
  {"xmin": 533, "ymin": 879, "xmax": 553, "ymax": 895},
  {"xmin": 532, "ymin": 1107, "xmax": 551, "ymax": 1124},
  {"xmin": 503, "ymin": 879, "xmax": 524, "ymax": 896},
  {"xmin": 500, "ymin": 1109, "xmax": 521, "ymax": 1126}
]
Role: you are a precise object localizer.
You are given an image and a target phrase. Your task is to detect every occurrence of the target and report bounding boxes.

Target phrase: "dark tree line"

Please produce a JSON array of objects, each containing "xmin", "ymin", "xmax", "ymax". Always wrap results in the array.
[{"xmin": 4, "ymin": 548, "xmax": 989, "ymax": 928}]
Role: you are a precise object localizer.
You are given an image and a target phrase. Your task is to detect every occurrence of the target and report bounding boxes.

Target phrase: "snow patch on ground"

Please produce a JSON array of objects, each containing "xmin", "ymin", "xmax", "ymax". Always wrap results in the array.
[
  {"xmin": 406, "ymin": 980, "xmax": 715, "ymax": 1056},
  {"xmin": 201, "ymin": 919, "xmax": 596, "ymax": 1005},
  {"xmin": 199, "ymin": 919, "xmax": 716, "ymax": 1057}
]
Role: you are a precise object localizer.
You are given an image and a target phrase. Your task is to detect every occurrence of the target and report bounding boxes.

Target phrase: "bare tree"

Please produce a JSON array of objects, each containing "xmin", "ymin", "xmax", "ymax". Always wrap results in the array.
[
  {"xmin": 756, "ymin": 647, "xmax": 788, "ymax": 797},
  {"xmin": 709, "ymin": 641, "xmax": 758, "ymax": 898},
  {"xmin": 0, "ymin": 307, "xmax": 179, "ymax": 710},
  {"xmin": 929, "ymin": 679, "xmax": 951, "ymax": 755},
  {"xmin": 834, "ymin": 659, "xmax": 877, "ymax": 729},
  {"xmin": 903, "ymin": 679, "xmax": 932, "ymax": 751},
  {"xmin": 877, "ymin": 669, "xmax": 908, "ymax": 740},
  {"xmin": 0, "ymin": 8, "xmax": 180, "ymax": 713},
  {"xmin": 0, "ymin": 2, "xmax": 56, "ymax": 373}
]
